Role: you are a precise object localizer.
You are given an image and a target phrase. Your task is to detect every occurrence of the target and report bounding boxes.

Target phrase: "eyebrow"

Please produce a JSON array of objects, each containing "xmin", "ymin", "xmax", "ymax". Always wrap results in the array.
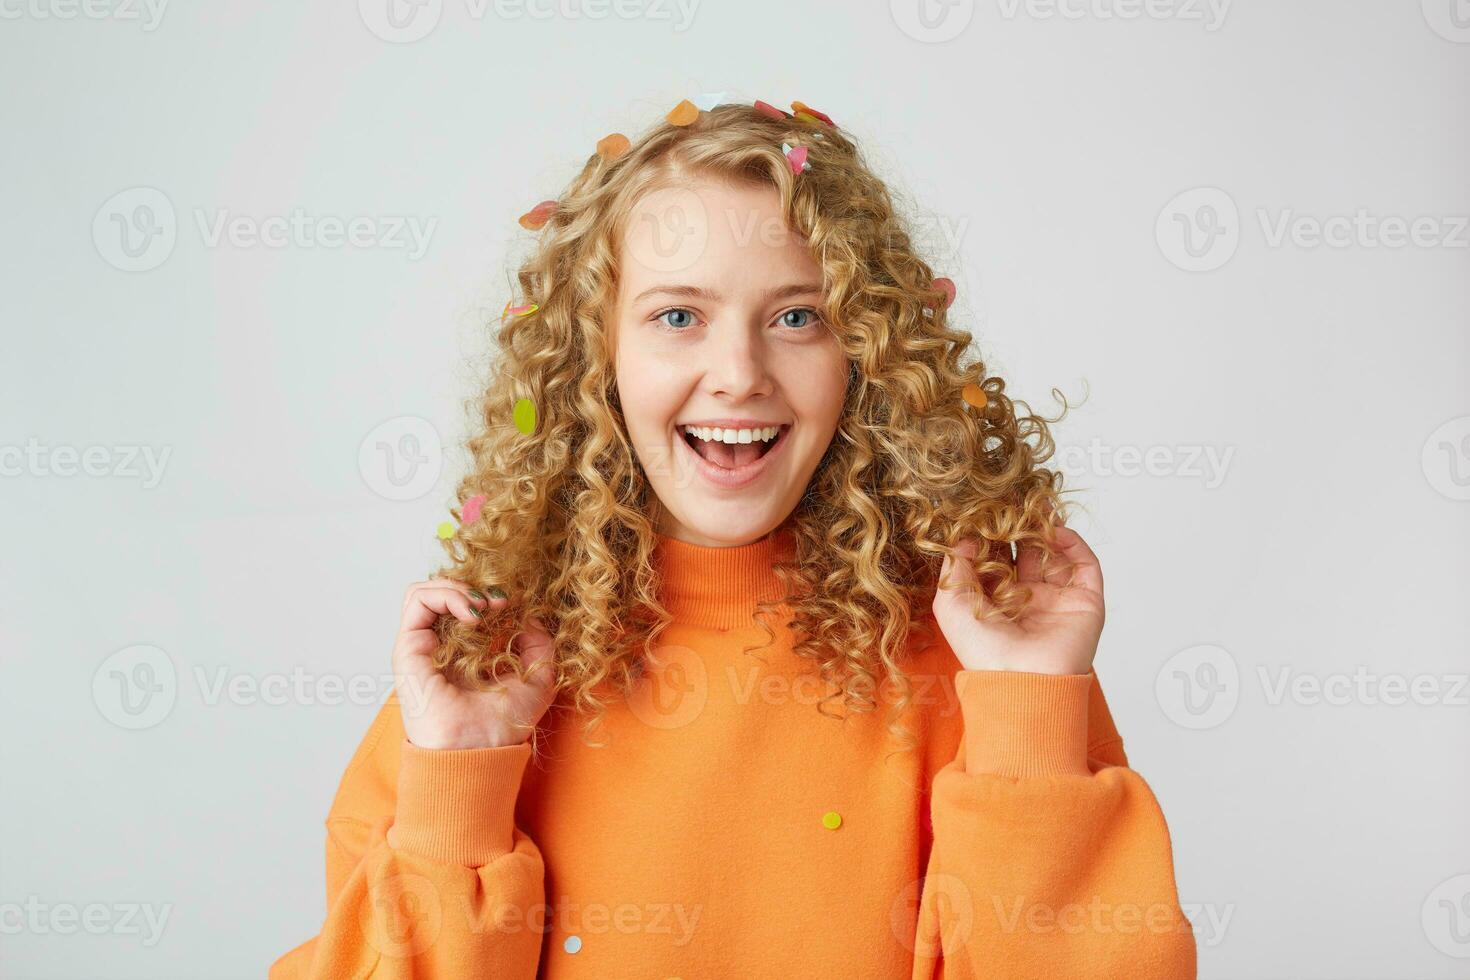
[{"xmin": 630, "ymin": 282, "xmax": 825, "ymax": 305}]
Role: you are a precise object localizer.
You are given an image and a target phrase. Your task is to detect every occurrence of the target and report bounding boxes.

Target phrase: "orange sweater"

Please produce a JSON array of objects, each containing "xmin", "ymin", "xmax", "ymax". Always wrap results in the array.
[{"xmin": 270, "ymin": 530, "xmax": 1196, "ymax": 979}]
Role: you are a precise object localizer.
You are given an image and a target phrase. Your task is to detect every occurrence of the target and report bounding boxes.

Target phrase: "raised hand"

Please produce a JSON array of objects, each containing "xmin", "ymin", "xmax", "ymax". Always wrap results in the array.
[
  {"xmin": 931, "ymin": 523, "xmax": 1105, "ymax": 676},
  {"xmin": 391, "ymin": 579, "xmax": 557, "ymax": 749}
]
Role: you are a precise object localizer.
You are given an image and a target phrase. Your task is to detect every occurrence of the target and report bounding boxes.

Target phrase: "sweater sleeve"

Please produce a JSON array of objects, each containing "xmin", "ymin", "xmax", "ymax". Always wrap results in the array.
[
  {"xmin": 910, "ymin": 668, "xmax": 1197, "ymax": 980},
  {"xmin": 268, "ymin": 694, "xmax": 545, "ymax": 979}
]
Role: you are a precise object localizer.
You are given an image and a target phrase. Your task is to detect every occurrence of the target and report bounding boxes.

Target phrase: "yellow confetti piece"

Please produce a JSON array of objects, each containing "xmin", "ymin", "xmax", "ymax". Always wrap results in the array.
[
  {"xmin": 821, "ymin": 810, "xmax": 842, "ymax": 830},
  {"xmin": 962, "ymin": 383, "xmax": 988, "ymax": 410},
  {"xmin": 503, "ymin": 301, "xmax": 539, "ymax": 319},
  {"xmin": 513, "ymin": 398, "xmax": 537, "ymax": 435},
  {"xmin": 436, "ymin": 521, "xmax": 456, "ymax": 540},
  {"xmin": 666, "ymin": 99, "xmax": 699, "ymax": 126}
]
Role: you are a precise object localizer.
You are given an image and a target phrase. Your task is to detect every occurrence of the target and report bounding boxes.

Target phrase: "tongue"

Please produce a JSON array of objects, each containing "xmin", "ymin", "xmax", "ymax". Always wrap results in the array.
[{"xmin": 698, "ymin": 437, "xmax": 763, "ymax": 469}]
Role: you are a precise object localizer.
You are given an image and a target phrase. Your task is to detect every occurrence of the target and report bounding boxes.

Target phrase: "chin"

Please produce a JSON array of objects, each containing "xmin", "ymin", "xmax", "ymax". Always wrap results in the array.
[{"xmin": 663, "ymin": 508, "xmax": 783, "ymax": 548}]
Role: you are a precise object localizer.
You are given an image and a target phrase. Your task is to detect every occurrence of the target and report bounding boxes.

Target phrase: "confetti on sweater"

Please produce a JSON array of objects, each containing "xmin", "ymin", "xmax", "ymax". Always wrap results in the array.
[{"xmin": 822, "ymin": 810, "xmax": 843, "ymax": 830}]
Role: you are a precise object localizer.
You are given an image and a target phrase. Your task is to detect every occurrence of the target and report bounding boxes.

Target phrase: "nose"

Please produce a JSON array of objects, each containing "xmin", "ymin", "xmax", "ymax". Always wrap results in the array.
[{"xmin": 702, "ymin": 320, "xmax": 773, "ymax": 401}]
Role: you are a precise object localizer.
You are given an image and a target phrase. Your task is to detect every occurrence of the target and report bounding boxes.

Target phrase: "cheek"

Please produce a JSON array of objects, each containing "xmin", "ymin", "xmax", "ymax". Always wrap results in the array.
[{"xmin": 615, "ymin": 346, "xmax": 684, "ymax": 436}]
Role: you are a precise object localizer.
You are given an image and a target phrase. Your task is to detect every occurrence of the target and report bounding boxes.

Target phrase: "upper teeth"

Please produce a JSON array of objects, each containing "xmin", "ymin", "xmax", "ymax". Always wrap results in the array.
[{"xmin": 683, "ymin": 425, "xmax": 781, "ymax": 444}]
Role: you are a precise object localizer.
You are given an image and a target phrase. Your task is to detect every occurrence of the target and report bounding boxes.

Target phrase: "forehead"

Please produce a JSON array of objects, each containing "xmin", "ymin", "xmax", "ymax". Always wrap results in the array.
[{"xmin": 616, "ymin": 178, "xmax": 820, "ymax": 299}]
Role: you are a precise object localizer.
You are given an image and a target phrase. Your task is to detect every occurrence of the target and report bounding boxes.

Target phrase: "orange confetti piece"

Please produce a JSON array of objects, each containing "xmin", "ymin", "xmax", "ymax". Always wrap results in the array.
[
  {"xmin": 666, "ymin": 99, "xmax": 699, "ymax": 126},
  {"xmin": 518, "ymin": 200, "xmax": 557, "ymax": 230},
  {"xmin": 791, "ymin": 100, "xmax": 836, "ymax": 127},
  {"xmin": 962, "ymin": 383, "xmax": 988, "ymax": 409},
  {"xmin": 596, "ymin": 133, "xmax": 630, "ymax": 161}
]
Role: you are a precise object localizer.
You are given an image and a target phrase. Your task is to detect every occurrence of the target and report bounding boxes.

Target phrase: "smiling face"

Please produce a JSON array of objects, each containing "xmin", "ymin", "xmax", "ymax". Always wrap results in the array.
[{"xmin": 611, "ymin": 176, "xmax": 850, "ymax": 548}]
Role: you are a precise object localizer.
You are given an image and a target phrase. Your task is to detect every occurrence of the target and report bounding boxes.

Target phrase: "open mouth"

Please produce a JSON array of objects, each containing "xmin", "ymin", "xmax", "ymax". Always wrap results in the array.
[{"xmin": 679, "ymin": 424, "xmax": 789, "ymax": 470}]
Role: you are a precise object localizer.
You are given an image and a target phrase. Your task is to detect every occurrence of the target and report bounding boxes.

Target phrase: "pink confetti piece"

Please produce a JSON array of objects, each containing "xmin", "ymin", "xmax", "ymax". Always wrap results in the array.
[
  {"xmin": 782, "ymin": 142, "xmax": 810, "ymax": 175},
  {"xmin": 461, "ymin": 493, "xmax": 486, "ymax": 525}
]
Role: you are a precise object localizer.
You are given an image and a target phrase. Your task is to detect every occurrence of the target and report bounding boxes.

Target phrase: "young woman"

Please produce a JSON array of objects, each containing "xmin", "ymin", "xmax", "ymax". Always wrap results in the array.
[{"xmin": 270, "ymin": 99, "xmax": 1196, "ymax": 979}]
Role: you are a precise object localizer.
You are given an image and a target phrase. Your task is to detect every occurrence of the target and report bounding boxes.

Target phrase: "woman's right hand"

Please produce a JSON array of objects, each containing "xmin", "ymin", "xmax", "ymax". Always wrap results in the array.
[{"xmin": 391, "ymin": 579, "xmax": 557, "ymax": 750}]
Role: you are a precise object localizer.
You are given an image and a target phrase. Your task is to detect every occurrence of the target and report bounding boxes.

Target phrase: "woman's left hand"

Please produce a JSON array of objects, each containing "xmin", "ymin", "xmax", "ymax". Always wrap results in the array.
[{"xmin": 932, "ymin": 524, "xmax": 1105, "ymax": 676}]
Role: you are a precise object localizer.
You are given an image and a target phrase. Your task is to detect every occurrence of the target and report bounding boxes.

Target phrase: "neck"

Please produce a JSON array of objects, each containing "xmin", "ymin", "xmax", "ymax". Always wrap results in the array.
[{"xmin": 651, "ymin": 526, "xmax": 797, "ymax": 630}]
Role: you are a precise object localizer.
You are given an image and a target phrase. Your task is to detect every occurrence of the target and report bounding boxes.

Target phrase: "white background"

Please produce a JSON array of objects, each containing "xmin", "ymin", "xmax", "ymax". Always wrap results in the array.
[{"xmin": 2, "ymin": 1, "xmax": 1468, "ymax": 977}]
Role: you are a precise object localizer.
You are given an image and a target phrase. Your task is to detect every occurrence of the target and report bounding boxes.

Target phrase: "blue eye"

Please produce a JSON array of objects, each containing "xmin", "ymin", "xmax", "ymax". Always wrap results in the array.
[
  {"xmin": 780, "ymin": 308, "xmax": 820, "ymax": 328},
  {"xmin": 655, "ymin": 308, "xmax": 697, "ymax": 330}
]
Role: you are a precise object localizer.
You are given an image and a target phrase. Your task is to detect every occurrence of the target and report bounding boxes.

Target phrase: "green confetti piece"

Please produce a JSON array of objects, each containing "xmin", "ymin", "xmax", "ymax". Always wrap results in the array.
[{"xmin": 513, "ymin": 398, "xmax": 537, "ymax": 435}]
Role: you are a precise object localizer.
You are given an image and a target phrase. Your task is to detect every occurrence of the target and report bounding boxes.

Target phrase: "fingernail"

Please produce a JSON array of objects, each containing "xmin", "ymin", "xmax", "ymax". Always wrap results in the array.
[
  {"xmin": 468, "ymin": 590, "xmax": 486, "ymax": 601},
  {"xmin": 470, "ymin": 606, "xmax": 484, "ymax": 618},
  {"xmin": 489, "ymin": 587, "xmax": 507, "ymax": 600}
]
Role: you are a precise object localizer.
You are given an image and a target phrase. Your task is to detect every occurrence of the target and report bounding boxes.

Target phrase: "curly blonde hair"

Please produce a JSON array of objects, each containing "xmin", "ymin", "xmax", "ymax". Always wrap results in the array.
[{"xmin": 433, "ymin": 101, "xmax": 1077, "ymax": 757}]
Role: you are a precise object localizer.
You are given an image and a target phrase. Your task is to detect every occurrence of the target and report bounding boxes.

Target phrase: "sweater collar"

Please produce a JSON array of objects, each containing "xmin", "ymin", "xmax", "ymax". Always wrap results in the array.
[{"xmin": 651, "ymin": 525, "xmax": 797, "ymax": 630}]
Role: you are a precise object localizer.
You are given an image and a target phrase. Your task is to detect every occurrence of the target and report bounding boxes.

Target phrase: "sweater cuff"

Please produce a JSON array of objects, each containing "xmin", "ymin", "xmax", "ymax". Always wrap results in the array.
[
  {"xmin": 386, "ymin": 738, "xmax": 532, "ymax": 866},
  {"xmin": 956, "ymin": 670, "xmax": 1093, "ymax": 777}
]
